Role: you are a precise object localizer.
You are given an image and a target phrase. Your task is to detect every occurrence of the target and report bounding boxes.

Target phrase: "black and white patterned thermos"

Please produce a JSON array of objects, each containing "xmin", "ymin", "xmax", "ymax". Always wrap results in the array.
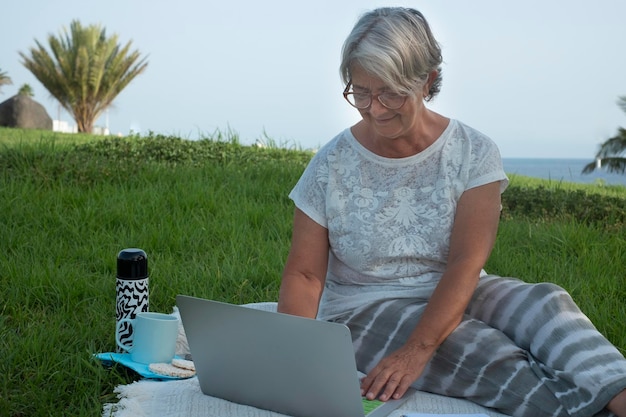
[{"xmin": 115, "ymin": 248, "xmax": 149, "ymax": 352}]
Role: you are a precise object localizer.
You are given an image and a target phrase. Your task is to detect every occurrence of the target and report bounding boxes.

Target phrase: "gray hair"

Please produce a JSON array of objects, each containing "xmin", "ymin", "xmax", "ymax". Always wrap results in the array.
[{"xmin": 340, "ymin": 7, "xmax": 443, "ymax": 101}]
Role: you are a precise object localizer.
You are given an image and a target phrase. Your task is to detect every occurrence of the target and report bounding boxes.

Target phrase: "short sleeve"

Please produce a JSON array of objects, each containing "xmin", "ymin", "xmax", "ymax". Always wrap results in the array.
[
  {"xmin": 463, "ymin": 125, "xmax": 509, "ymax": 193},
  {"xmin": 288, "ymin": 137, "xmax": 340, "ymax": 228}
]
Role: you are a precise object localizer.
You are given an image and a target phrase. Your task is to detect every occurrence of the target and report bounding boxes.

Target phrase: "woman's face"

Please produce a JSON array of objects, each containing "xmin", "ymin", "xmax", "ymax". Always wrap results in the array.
[{"xmin": 350, "ymin": 65, "xmax": 427, "ymax": 141}]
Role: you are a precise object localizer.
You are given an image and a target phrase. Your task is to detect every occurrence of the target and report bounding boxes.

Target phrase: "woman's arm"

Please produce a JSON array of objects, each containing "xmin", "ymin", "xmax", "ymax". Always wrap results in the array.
[
  {"xmin": 361, "ymin": 181, "xmax": 503, "ymax": 401},
  {"xmin": 277, "ymin": 208, "xmax": 330, "ymax": 318}
]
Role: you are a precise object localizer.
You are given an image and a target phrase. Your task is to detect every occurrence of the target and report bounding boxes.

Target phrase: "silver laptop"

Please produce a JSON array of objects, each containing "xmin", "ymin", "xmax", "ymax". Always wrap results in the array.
[{"xmin": 176, "ymin": 295, "xmax": 414, "ymax": 417}]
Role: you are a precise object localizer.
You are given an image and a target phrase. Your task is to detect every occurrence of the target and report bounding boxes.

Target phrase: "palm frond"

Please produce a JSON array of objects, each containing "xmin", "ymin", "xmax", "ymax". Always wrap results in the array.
[
  {"xmin": 0, "ymin": 68, "xmax": 12, "ymax": 93},
  {"xmin": 595, "ymin": 129, "xmax": 626, "ymax": 159},
  {"xmin": 583, "ymin": 121, "xmax": 626, "ymax": 176},
  {"xmin": 618, "ymin": 96, "xmax": 626, "ymax": 114}
]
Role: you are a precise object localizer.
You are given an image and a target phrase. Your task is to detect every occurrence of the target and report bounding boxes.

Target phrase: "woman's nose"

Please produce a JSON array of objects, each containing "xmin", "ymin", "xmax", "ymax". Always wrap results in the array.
[{"xmin": 368, "ymin": 97, "xmax": 389, "ymax": 115}]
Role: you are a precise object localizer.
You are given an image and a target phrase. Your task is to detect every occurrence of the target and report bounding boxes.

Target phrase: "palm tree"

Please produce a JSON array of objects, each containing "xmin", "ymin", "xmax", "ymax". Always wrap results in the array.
[
  {"xmin": 582, "ymin": 96, "xmax": 626, "ymax": 175},
  {"xmin": 19, "ymin": 20, "xmax": 148, "ymax": 133},
  {"xmin": 18, "ymin": 84, "xmax": 34, "ymax": 97},
  {"xmin": 0, "ymin": 68, "xmax": 12, "ymax": 94}
]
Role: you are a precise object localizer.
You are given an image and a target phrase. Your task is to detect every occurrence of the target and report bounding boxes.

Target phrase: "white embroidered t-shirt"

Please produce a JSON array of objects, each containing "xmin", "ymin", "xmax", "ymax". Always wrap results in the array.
[{"xmin": 289, "ymin": 120, "xmax": 509, "ymax": 319}]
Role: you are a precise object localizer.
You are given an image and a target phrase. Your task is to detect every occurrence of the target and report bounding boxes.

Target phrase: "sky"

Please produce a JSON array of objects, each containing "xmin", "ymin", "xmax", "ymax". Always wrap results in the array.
[{"xmin": 2, "ymin": 0, "xmax": 625, "ymax": 159}]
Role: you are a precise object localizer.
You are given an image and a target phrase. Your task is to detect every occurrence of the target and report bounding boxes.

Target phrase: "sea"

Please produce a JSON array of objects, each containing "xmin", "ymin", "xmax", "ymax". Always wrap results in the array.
[{"xmin": 502, "ymin": 158, "xmax": 626, "ymax": 187}]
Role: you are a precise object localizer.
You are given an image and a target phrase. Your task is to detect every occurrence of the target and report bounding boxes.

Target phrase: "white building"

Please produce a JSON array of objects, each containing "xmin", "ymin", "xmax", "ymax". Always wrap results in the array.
[
  {"xmin": 52, "ymin": 119, "xmax": 77, "ymax": 133},
  {"xmin": 53, "ymin": 119, "xmax": 110, "ymax": 135}
]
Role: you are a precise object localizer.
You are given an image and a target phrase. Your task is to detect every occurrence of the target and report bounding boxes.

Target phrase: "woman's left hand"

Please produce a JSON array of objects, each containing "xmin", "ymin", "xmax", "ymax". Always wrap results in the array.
[{"xmin": 360, "ymin": 342, "xmax": 433, "ymax": 401}]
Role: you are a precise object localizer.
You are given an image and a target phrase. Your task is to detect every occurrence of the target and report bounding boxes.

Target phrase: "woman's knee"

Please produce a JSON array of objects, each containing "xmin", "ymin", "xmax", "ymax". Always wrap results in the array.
[{"xmin": 530, "ymin": 282, "xmax": 567, "ymax": 297}]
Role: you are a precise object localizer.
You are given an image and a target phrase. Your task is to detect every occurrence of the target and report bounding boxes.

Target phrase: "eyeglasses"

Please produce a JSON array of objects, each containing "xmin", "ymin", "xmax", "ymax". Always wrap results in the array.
[{"xmin": 342, "ymin": 81, "xmax": 408, "ymax": 110}]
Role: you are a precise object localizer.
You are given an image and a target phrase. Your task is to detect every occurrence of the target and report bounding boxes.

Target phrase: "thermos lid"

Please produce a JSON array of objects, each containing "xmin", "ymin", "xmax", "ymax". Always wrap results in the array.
[{"xmin": 117, "ymin": 248, "xmax": 148, "ymax": 280}]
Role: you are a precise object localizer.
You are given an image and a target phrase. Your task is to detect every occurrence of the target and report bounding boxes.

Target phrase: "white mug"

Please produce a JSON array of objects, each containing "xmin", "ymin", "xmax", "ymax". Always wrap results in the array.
[{"xmin": 115, "ymin": 312, "xmax": 179, "ymax": 364}]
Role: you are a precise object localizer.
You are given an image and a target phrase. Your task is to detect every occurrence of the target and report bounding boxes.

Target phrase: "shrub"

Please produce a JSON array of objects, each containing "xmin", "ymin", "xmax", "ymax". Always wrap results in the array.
[{"xmin": 502, "ymin": 184, "xmax": 626, "ymax": 227}]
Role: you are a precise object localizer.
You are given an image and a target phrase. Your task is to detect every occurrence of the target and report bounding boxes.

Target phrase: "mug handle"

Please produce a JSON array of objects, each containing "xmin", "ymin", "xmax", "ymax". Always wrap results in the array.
[{"xmin": 115, "ymin": 317, "xmax": 134, "ymax": 352}]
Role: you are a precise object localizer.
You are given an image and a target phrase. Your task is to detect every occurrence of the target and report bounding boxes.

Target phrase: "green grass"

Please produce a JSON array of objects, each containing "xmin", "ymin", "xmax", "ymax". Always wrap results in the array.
[{"xmin": 1, "ymin": 128, "xmax": 625, "ymax": 416}]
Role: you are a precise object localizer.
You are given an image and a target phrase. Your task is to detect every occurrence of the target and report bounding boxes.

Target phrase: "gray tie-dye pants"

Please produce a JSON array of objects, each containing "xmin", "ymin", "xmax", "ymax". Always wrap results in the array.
[{"xmin": 330, "ymin": 275, "xmax": 626, "ymax": 417}]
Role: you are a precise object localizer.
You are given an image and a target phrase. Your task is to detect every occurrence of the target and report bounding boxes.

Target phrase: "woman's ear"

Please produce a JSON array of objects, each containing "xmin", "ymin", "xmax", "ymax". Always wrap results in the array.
[{"xmin": 423, "ymin": 70, "xmax": 438, "ymax": 98}]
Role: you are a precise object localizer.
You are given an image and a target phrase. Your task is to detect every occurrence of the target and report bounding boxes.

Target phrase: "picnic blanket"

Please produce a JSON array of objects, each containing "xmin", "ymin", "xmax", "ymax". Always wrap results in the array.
[
  {"xmin": 102, "ymin": 375, "xmax": 510, "ymax": 417},
  {"xmin": 101, "ymin": 303, "xmax": 510, "ymax": 417}
]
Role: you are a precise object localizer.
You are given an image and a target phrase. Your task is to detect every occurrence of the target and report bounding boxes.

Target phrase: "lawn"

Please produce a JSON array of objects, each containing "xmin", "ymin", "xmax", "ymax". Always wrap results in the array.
[{"xmin": 1, "ymin": 127, "xmax": 624, "ymax": 416}]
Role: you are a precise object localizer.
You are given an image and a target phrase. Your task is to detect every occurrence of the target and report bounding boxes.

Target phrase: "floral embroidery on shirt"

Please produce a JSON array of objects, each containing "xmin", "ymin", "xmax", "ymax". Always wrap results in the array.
[{"xmin": 289, "ymin": 120, "xmax": 508, "ymax": 286}]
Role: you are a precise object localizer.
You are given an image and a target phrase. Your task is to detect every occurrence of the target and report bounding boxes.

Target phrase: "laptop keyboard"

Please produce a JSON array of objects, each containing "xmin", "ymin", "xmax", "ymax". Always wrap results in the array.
[{"xmin": 362, "ymin": 397, "xmax": 385, "ymax": 415}]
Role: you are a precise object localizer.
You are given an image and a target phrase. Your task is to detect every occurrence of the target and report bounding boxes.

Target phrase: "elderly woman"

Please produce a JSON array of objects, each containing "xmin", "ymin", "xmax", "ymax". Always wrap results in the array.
[{"xmin": 277, "ymin": 7, "xmax": 626, "ymax": 417}]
